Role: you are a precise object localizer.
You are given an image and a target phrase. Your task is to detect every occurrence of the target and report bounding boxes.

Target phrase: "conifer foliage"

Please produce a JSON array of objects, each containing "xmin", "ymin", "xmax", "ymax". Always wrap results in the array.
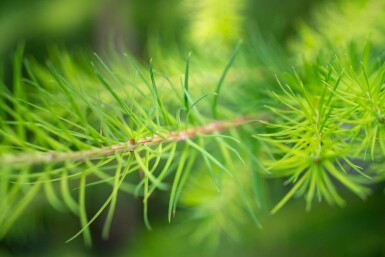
[{"xmin": 0, "ymin": 0, "xmax": 384, "ymax": 248}]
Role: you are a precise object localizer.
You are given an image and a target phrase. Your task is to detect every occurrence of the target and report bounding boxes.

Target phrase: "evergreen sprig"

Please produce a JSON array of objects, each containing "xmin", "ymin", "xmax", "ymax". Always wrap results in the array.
[
  {"xmin": 0, "ymin": 43, "xmax": 263, "ymax": 245},
  {"xmin": 258, "ymin": 43, "xmax": 385, "ymax": 213},
  {"xmin": 1, "ymin": 0, "xmax": 385, "ymax": 249}
]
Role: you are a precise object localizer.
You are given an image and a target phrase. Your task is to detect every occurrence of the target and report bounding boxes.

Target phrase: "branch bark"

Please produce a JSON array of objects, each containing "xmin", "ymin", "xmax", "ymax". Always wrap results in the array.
[{"xmin": 0, "ymin": 116, "xmax": 258, "ymax": 166}]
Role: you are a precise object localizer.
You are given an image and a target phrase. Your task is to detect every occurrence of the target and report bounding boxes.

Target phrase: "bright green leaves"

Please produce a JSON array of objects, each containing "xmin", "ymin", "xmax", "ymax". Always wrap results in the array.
[
  {"xmin": 0, "ymin": 45, "xmax": 256, "ymax": 244},
  {"xmin": 78, "ymin": 166, "xmax": 92, "ymax": 246},
  {"xmin": 212, "ymin": 40, "xmax": 242, "ymax": 119},
  {"xmin": 258, "ymin": 51, "xmax": 384, "ymax": 213},
  {"xmin": 333, "ymin": 50, "xmax": 385, "ymax": 159},
  {"xmin": 168, "ymin": 144, "xmax": 191, "ymax": 222},
  {"xmin": 13, "ymin": 44, "xmax": 26, "ymax": 142}
]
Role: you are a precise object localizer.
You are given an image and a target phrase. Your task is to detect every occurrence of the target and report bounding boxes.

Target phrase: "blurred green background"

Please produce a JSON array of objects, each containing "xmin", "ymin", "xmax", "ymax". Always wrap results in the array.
[
  {"xmin": 1, "ymin": 0, "xmax": 385, "ymax": 256},
  {"xmin": 0, "ymin": 0, "xmax": 321, "ymax": 59}
]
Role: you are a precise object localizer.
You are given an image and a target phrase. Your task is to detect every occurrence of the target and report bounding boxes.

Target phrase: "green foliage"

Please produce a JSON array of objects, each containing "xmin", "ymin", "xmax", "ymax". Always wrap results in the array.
[
  {"xmin": 0, "ymin": 39, "xmax": 262, "ymax": 245},
  {"xmin": 1, "ymin": 0, "xmax": 385, "ymax": 254}
]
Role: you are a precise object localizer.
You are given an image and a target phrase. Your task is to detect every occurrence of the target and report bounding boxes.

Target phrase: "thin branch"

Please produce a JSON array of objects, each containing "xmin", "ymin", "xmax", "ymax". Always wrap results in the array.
[{"xmin": 0, "ymin": 116, "xmax": 259, "ymax": 167}]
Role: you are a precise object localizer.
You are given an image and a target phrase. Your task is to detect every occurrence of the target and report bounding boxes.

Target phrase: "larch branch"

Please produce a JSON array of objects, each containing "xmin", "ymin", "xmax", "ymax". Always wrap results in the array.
[{"xmin": 0, "ymin": 116, "xmax": 259, "ymax": 167}]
